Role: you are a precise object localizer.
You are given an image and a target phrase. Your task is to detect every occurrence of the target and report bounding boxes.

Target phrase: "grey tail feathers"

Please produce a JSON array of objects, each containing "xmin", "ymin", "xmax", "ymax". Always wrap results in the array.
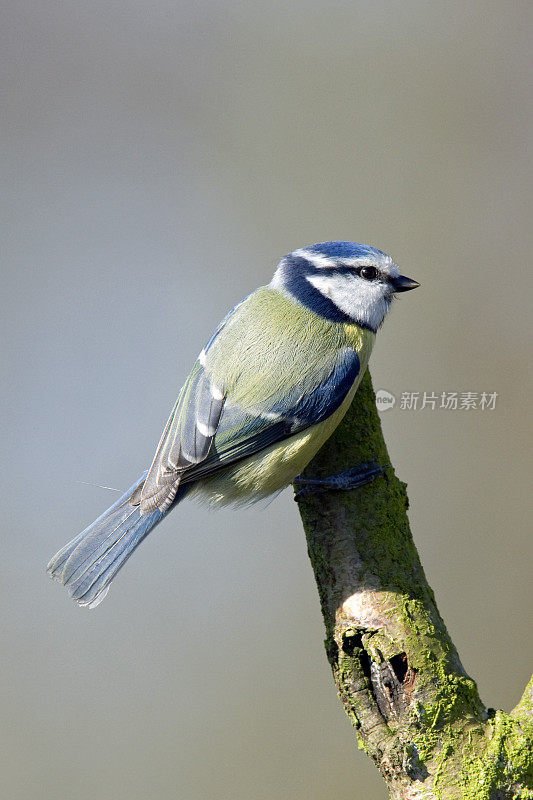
[{"xmin": 47, "ymin": 471, "xmax": 168, "ymax": 609}]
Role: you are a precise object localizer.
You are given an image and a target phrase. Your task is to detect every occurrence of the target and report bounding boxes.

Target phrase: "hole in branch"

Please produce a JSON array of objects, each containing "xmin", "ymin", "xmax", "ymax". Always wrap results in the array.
[
  {"xmin": 341, "ymin": 631, "xmax": 363, "ymax": 656},
  {"xmin": 359, "ymin": 649, "xmax": 372, "ymax": 682},
  {"xmin": 342, "ymin": 631, "xmax": 372, "ymax": 682},
  {"xmin": 389, "ymin": 652, "xmax": 408, "ymax": 683},
  {"xmin": 389, "ymin": 652, "xmax": 417, "ymax": 697}
]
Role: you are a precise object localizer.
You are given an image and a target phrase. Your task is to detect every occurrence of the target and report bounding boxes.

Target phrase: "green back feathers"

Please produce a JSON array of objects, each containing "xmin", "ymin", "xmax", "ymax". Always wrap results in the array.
[{"xmin": 205, "ymin": 287, "xmax": 374, "ymax": 408}]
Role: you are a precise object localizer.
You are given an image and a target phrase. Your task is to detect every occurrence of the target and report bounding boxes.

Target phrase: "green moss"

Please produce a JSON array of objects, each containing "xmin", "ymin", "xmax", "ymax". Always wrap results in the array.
[
  {"xmin": 457, "ymin": 712, "xmax": 533, "ymax": 799},
  {"xmin": 513, "ymin": 677, "xmax": 533, "ymax": 723}
]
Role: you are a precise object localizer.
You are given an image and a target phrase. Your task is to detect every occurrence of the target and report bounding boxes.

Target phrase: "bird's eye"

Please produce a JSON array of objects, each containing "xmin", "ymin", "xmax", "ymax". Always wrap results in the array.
[{"xmin": 360, "ymin": 266, "xmax": 378, "ymax": 280}]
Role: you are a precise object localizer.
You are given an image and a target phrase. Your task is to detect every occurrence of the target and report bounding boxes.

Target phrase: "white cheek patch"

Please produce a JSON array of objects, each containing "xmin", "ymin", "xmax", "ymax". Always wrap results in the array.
[
  {"xmin": 306, "ymin": 273, "xmax": 391, "ymax": 331},
  {"xmin": 307, "ymin": 274, "xmax": 334, "ymax": 298},
  {"xmin": 306, "ymin": 273, "xmax": 358, "ymax": 306}
]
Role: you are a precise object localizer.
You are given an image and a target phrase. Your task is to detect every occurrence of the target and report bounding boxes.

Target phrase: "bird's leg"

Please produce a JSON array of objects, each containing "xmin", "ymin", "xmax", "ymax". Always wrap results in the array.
[{"xmin": 293, "ymin": 461, "xmax": 388, "ymax": 501}]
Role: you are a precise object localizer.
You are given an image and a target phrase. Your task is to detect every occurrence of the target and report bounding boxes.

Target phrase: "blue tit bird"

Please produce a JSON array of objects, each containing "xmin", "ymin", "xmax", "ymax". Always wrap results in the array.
[{"xmin": 47, "ymin": 241, "xmax": 419, "ymax": 608}]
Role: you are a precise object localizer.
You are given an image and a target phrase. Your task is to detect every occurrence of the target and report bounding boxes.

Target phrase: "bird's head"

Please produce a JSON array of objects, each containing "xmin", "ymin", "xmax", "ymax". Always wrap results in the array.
[{"xmin": 270, "ymin": 241, "xmax": 419, "ymax": 332}]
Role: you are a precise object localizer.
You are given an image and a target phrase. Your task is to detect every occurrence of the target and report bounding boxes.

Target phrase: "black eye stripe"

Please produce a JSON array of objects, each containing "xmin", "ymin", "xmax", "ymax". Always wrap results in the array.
[
  {"xmin": 307, "ymin": 265, "xmax": 380, "ymax": 279},
  {"xmin": 314, "ymin": 266, "xmax": 354, "ymax": 277}
]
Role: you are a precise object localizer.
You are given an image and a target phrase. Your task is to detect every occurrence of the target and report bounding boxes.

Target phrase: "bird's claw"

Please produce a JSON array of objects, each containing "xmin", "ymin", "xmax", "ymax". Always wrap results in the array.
[{"xmin": 293, "ymin": 461, "xmax": 389, "ymax": 500}]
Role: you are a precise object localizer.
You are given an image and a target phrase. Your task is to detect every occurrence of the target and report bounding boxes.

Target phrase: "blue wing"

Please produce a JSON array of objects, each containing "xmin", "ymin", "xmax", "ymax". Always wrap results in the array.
[
  {"xmin": 186, "ymin": 347, "xmax": 360, "ymax": 481},
  {"xmin": 135, "ymin": 299, "xmax": 250, "ymax": 512},
  {"xmin": 136, "ymin": 345, "xmax": 360, "ymax": 512},
  {"xmin": 134, "ymin": 362, "xmax": 226, "ymax": 512}
]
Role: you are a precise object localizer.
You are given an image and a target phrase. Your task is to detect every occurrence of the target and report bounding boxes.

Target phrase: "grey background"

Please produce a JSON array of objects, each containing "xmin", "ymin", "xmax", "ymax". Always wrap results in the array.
[{"xmin": 2, "ymin": 2, "xmax": 532, "ymax": 798}]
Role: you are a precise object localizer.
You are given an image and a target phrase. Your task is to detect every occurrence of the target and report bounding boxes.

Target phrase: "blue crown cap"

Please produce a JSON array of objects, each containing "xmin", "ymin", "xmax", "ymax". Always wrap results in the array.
[{"xmin": 306, "ymin": 241, "xmax": 387, "ymax": 260}]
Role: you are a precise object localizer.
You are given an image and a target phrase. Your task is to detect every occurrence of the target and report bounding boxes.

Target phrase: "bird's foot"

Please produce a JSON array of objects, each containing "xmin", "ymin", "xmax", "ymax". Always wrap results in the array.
[{"xmin": 293, "ymin": 461, "xmax": 388, "ymax": 501}]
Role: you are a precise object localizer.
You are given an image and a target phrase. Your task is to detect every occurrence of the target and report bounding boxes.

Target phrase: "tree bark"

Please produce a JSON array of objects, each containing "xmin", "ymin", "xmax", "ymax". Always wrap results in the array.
[{"xmin": 294, "ymin": 369, "xmax": 533, "ymax": 799}]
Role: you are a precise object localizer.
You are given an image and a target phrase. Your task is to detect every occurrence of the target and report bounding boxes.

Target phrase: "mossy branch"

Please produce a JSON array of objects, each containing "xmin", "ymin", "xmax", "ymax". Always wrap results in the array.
[{"xmin": 294, "ymin": 369, "xmax": 533, "ymax": 800}]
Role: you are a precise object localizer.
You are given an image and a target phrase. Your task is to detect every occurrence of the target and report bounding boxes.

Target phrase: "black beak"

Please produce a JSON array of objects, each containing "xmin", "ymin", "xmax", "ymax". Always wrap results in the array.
[{"xmin": 392, "ymin": 274, "xmax": 420, "ymax": 293}]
